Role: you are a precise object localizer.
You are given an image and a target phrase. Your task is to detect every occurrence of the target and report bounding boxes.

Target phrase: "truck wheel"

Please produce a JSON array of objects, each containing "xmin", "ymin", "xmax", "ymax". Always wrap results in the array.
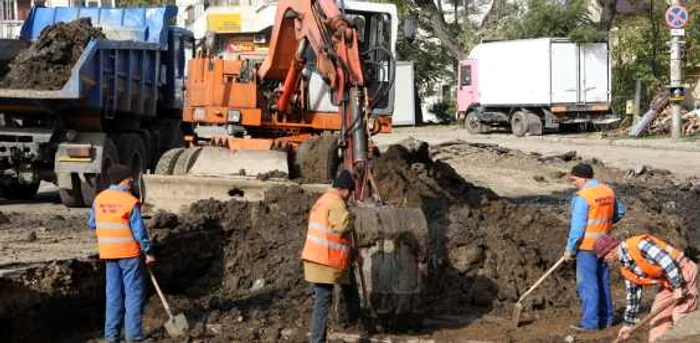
[
  {"xmin": 511, "ymin": 111, "xmax": 529, "ymax": 137},
  {"xmin": 2, "ymin": 181, "xmax": 40, "ymax": 200},
  {"xmin": 117, "ymin": 134, "xmax": 148, "ymax": 178},
  {"xmin": 81, "ymin": 139, "xmax": 119, "ymax": 206},
  {"xmin": 465, "ymin": 111, "xmax": 490, "ymax": 134},
  {"xmin": 155, "ymin": 148, "xmax": 185, "ymax": 175},
  {"xmin": 143, "ymin": 130, "xmax": 161, "ymax": 171},
  {"xmin": 172, "ymin": 147, "xmax": 203, "ymax": 175},
  {"xmin": 59, "ymin": 173, "xmax": 83, "ymax": 207}
]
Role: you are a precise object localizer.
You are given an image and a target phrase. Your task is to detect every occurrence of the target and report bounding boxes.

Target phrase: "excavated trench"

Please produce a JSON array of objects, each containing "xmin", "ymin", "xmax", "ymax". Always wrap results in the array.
[{"xmin": 2, "ymin": 139, "xmax": 699, "ymax": 342}]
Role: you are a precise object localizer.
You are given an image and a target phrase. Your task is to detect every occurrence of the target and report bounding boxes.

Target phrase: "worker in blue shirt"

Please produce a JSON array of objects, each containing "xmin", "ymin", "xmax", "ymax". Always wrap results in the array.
[
  {"xmin": 89, "ymin": 164, "xmax": 155, "ymax": 343},
  {"xmin": 564, "ymin": 163, "xmax": 625, "ymax": 331}
]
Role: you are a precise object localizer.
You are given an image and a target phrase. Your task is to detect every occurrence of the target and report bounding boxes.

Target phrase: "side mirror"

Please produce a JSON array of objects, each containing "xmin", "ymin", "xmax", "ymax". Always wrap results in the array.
[{"xmin": 403, "ymin": 14, "xmax": 417, "ymax": 42}]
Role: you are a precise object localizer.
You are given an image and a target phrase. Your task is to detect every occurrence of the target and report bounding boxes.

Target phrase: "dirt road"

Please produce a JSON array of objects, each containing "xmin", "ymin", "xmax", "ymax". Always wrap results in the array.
[{"xmin": 376, "ymin": 126, "xmax": 700, "ymax": 181}]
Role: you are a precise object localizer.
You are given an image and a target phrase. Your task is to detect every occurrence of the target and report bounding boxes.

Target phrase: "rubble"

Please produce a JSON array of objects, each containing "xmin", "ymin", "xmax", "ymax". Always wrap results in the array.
[
  {"xmin": 1, "ymin": 140, "xmax": 699, "ymax": 342},
  {"xmin": 0, "ymin": 18, "xmax": 105, "ymax": 90}
]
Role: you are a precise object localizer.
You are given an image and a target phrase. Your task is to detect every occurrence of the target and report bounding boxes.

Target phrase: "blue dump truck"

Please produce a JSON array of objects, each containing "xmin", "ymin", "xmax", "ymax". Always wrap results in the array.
[{"xmin": 0, "ymin": 6, "xmax": 192, "ymax": 206}]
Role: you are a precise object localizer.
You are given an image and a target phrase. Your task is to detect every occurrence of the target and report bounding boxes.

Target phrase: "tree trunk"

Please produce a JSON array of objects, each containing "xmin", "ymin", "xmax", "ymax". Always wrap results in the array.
[
  {"xmin": 597, "ymin": 0, "xmax": 617, "ymax": 32},
  {"xmin": 415, "ymin": 0, "xmax": 464, "ymax": 59}
]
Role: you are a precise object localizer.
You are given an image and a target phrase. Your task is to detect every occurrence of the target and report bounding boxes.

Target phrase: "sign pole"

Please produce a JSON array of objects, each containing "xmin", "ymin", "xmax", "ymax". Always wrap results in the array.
[{"xmin": 666, "ymin": 2, "xmax": 689, "ymax": 140}]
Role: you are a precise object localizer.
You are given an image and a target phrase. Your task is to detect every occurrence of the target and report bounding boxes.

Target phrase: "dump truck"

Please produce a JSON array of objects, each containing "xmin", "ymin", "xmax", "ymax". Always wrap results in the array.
[
  {"xmin": 0, "ymin": 6, "xmax": 192, "ymax": 206},
  {"xmin": 142, "ymin": 0, "xmax": 429, "ymax": 318},
  {"xmin": 456, "ymin": 38, "xmax": 619, "ymax": 136}
]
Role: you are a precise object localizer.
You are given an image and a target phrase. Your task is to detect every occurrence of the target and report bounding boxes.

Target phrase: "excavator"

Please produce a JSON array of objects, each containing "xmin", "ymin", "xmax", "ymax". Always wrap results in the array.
[{"xmin": 142, "ymin": 0, "xmax": 427, "ymax": 317}]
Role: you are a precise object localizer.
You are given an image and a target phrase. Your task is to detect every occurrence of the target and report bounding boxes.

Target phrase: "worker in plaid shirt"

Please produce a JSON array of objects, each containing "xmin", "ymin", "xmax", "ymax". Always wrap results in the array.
[{"xmin": 594, "ymin": 233, "xmax": 698, "ymax": 342}]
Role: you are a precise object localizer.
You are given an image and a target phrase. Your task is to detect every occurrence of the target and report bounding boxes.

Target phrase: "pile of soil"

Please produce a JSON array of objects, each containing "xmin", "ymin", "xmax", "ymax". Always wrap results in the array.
[{"xmin": 0, "ymin": 18, "xmax": 104, "ymax": 90}]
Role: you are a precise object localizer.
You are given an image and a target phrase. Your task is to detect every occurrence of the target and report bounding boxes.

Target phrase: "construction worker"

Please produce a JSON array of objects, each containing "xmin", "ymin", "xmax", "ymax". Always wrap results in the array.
[
  {"xmin": 88, "ymin": 164, "xmax": 155, "ymax": 343},
  {"xmin": 564, "ymin": 163, "xmax": 625, "ymax": 331},
  {"xmin": 595, "ymin": 234, "xmax": 698, "ymax": 342},
  {"xmin": 301, "ymin": 169, "xmax": 361, "ymax": 343}
]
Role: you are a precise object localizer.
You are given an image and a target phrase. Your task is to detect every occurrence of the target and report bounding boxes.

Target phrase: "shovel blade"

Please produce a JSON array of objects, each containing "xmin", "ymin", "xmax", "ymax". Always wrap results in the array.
[
  {"xmin": 164, "ymin": 313, "xmax": 190, "ymax": 337},
  {"xmin": 511, "ymin": 302, "xmax": 523, "ymax": 328}
]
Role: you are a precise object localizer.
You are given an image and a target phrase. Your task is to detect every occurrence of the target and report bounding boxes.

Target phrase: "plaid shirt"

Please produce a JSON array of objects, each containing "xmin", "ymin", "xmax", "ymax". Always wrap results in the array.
[{"xmin": 619, "ymin": 238, "xmax": 684, "ymax": 325}]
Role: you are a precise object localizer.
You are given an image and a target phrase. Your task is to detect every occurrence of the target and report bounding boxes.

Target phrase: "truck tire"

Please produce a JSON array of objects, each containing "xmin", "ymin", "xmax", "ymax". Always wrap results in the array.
[
  {"xmin": 59, "ymin": 173, "xmax": 84, "ymax": 207},
  {"xmin": 2, "ymin": 181, "xmax": 40, "ymax": 200},
  {"xmin": 81, "ymin": 138, "xmax": 119, "ymax": 206},
  {"xmin": 155, "ymin": 148, "xmax": 185, "ymax": 175},
  {"xmin": 172, "ymin": 147, "xmax": 203, "ymax": 175},
  {"xmin": 511, "ymin": 111, "xmax": 529, "ymax": 137},
  {"xmin": 117, "ymin": 134, "xmax": 148, "ymax": 178},
  {"xmin": 465, "ymin": 111, "xmax": 490, "ymax": 134}
]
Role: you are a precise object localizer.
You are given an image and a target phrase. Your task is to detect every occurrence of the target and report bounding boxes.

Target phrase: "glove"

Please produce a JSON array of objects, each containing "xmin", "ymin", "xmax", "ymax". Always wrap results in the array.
[
  {"xmin": 563, "ymin": 250, "xmax": 575, "ymax": 261},
  {"xmin": 673, "ymin": 287, "xmax": 687, "ymax": 301},
  {"xmin": 145, "ymin": 254, "xmax": 156, "ymax": 264},
  {"xmin": 617, "ymin": 325, "xmax": 633, "ymax": 341}
]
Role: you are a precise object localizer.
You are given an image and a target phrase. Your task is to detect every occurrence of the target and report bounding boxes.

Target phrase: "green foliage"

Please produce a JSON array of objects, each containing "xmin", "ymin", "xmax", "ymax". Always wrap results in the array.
[
  {"xmin": 116, "ymin": 0, "xmax": 160, "ymax": 7},
  {"xmin": 428, "ymin": 100, "xmax": 456, "ymax": 123},
  {"xmin": 501, "ymin": 0, "xmax": 604, "ymax": 42}
]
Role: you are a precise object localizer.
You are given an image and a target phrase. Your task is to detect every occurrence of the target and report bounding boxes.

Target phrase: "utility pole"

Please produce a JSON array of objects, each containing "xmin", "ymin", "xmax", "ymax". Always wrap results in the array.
[{"xmin": 665, "ymin": 1, "xmax": 688, "ymax": 140}]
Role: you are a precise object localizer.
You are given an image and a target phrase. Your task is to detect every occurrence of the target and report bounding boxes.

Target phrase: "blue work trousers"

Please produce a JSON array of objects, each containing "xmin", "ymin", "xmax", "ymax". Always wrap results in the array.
[
  {"xmin": 104, "ymin": 257, "xmax": 146, "ymax": 341},
  {"xmin": 576, "ymin": 250, "xmax": 613, "ymax": 329},
  {"xmin": 309, "ymin": 282, "xmax": 361, "ymax": 343}
]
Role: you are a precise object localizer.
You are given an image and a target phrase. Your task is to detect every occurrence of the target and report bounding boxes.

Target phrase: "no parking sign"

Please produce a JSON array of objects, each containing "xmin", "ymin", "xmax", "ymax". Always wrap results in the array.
[{"xmin": 666, "ymin": 5, "xmax": 690, "ymax": 29}]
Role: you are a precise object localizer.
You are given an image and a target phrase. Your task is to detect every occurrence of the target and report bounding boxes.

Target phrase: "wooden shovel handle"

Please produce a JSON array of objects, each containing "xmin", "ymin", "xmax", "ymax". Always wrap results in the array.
[
  {"xmin": 516, "ymin": 256, "xmax": 567, "ymax": 304},
  {"xmin": 612, "ymin": 297, "xmax": 680, "ymax": 343},
  {"xmin": 148, "ymin": 268, "xmax": 174, "ymax": 318}
]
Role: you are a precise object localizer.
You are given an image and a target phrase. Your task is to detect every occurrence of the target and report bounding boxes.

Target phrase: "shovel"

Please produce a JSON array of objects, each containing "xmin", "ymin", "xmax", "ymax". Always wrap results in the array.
[
  {"xmin": 611, "ymin": 297, "xmax": 680, "ymax": 343},
  {"xmin": 148, "ymin": 268, "xmax": 190, "ymax": 337},
  {"xmin": 512, "ymin": 256, "xmax": 567, "ymax": 327}
]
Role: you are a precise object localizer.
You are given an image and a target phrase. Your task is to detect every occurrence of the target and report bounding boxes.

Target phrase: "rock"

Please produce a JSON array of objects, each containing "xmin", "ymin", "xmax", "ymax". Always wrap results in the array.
[
  {"xmin": 449, "ymin": 245, "xmax": 485, "ymax": 272},
  {"xmin": 251, "ymin": 278, "xmax": 266, "ymax": 292},
  {"xmin": 692, "ymin": 183, "xmax": 700, "ymax": 194},
  {"xmin": 280, "ymin": 328, "xmax": 298, "ymax": 340},
  {"xmin": 23, "ymin": 231, "xmax": 37, "ymax": 242},
  {"xmin": 537, "ymin": 151, "xmax": 577, "ymax": 163},
  {"xmin": 533, "ymin": 175, "xmax": 546, "ymax": 183},
  {"xmin": 0, "ymin": 211, "xmax": 9, "ymax": 224},
  {"xmin": 565, "ymin": 334, "xmax": 576, "ymax": 342}
]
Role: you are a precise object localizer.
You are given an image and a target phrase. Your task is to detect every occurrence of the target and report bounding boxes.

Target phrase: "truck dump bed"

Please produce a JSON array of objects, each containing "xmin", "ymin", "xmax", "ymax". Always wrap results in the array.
[{"xmin": 0, "ymin": 7, "xmax": 177, "ymax": 117}]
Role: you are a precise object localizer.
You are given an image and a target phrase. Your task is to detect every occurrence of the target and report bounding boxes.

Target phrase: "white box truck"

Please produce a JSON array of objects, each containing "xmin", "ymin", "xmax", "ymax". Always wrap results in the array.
[{"xmin": 456, "ymin": 38, "xmax": 618, "ymax": 136}]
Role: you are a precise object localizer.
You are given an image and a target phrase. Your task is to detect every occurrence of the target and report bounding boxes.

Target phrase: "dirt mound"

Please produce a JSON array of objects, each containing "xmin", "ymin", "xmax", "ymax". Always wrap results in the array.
[{"xmin": 1, "ymin": 18, "xmax": 104, "ymax": 90}]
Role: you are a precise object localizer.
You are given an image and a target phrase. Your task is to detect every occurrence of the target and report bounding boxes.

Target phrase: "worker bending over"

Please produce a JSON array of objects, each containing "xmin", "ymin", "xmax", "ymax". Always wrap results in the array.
[
  {"xmin": 301, "ymin": 169, "xmax": 361, "ymax": 343},
  {"xmin": 89, "ymin": 164, "xmax": 155, "ymax": 343},
  {"xmin": 564, "ymin": 163, "xmax": 625, "ymax": 331},
  {"xmin": 595, "ymin": 234, "xmax": 698, "ymax": 342}
]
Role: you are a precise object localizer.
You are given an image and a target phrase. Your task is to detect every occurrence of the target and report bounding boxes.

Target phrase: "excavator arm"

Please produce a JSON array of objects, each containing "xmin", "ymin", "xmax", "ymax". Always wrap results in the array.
[{"xmin": 259, "ymin": 0, "xmax": 381, "ymax": 201}]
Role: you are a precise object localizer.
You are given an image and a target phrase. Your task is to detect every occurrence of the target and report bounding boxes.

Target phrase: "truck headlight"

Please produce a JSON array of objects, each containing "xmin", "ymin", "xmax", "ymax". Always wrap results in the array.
[{"xmin": 228, "ymin": 110, "xmax": 241, "ymax": 123}]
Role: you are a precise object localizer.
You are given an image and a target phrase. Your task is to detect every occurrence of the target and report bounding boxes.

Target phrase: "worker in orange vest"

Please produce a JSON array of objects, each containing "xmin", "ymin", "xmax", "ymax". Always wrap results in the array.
[
  {"xmin": 301, "ymin": 169, "xmax": 360, "ymax": 343},
  {"xmin": 595, "ymin": 234, "xmax": 698, "ymax": 342},
  {"xmin": 564, "ymin": 163, "xmax": 625, "ymax": 331},
  {"xmin": 88, "ymin": 164, "xmax": 155, "ymax": 343}
]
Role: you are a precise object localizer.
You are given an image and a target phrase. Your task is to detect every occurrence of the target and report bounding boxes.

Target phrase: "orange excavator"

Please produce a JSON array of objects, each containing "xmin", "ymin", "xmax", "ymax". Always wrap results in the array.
[
  {"xmin": 143, "ymin": 0, "xmax": 399, "ymax": 205},
  {"xmin": 142, "ymin": 0, "xmax": 427, "ymax": 318}
]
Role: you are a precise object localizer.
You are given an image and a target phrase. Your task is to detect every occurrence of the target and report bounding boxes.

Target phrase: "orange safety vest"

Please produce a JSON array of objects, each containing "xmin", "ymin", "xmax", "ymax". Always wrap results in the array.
[
  {"xmin": 620, "ymin": 234, "xmax": 684, "ymax": 288},
  {"xmin": 94, "ymin": 188, "xmax": 141, "ymax": 259},
  {"xmin": 300, "ymin": 190, "xmax": 351, "ymax": 271},
  {"xmin": 577, "ymin": 183, "xmax": 616, "ymax": 251}
]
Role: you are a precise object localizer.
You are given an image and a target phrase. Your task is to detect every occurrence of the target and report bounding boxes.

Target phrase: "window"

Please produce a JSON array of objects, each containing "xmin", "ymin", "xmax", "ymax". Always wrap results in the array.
[{"xmin": 460, "ymin": 65, "xmax": 471, "ymax": 87}]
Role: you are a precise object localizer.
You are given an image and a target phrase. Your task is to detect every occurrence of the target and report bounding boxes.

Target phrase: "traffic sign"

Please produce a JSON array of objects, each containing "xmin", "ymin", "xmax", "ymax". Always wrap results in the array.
[{"xmin": 666, "ymin": 5, "xmax": 690, "ymax": 29}]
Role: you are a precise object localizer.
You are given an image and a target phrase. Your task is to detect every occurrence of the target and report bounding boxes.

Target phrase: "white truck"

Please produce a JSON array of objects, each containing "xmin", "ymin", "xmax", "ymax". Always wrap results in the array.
[{"xmin": 456, "ymin": 38, "xmax": 618, "ymax": 136}]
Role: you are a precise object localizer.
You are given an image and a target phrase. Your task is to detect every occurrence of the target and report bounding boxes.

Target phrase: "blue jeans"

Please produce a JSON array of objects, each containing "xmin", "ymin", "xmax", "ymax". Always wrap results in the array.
[
  {"xmin": 576, "ymin": 250, "xmax": 613, "ymax": 329},
  {"xmin": 105, "ymin": 257, "xmax": 146, "ymax": 341},
  {"xmin": 309, "ymin": 282, "xmax": 361, "ymax": 343}
]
